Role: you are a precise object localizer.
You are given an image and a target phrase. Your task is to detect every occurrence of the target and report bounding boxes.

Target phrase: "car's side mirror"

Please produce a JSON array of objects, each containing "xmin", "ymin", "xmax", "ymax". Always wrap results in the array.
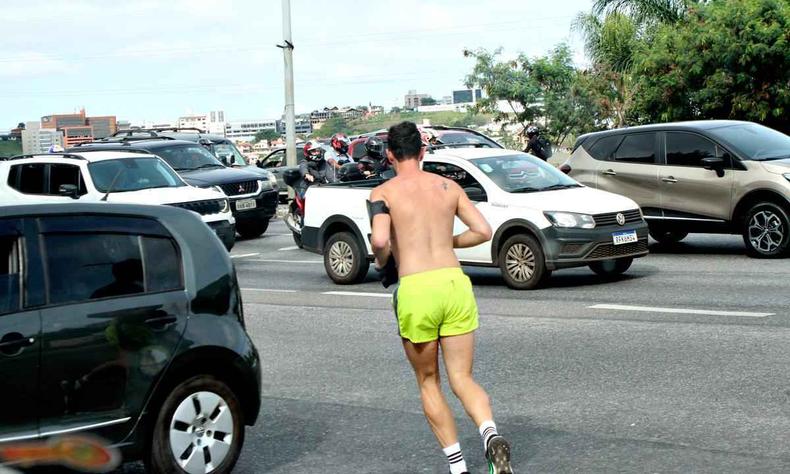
[
  {"xmin": 463, "ymin": 186, "xmax": 487, "ymax": 202},
  {"xmin": 702, "ymin": 157, "xmax": 725, "ymax": 177},
  {"xmin": 58, "ymin": 184, "xmax": 80, "ymax": 199}
]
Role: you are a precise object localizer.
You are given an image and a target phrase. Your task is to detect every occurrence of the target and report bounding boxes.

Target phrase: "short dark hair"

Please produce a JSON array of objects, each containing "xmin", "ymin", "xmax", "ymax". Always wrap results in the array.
[{"xmin": 387, "ymin": 121, "xmax": 422, "ymax": 161}]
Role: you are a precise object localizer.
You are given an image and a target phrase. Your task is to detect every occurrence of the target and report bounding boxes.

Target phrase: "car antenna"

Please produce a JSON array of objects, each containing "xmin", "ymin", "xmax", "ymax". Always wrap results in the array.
[{"xmin": 101, "ymin": 167, "xmax": 126, "ymax": 202}]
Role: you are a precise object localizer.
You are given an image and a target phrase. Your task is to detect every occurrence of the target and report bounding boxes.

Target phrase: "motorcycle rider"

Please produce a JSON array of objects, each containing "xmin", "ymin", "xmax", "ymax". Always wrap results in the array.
[
  {"xmin": 359, "ymin": 136, "xmax": 388, "ymax": 178},
  {"xmin": 328, "ymin": 133, "xmax": 353, "ymax": 167},
  {"xmin": 523, "ymin": 125, "xmax": 550, "ymax": 161},
  {"xmin": 297, "ymin": 140, "xmax": 334, "ymax": 197}
]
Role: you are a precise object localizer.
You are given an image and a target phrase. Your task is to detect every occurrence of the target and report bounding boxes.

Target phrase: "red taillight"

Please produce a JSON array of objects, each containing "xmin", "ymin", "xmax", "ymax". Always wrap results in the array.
[{"xmin": 559, "ymin": 164, "xmax": 572, "ymax": 174}]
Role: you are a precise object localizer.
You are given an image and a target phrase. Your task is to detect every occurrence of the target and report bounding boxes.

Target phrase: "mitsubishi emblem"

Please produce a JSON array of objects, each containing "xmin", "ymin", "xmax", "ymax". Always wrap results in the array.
[
  {"xmin": 238, "ymin": 184, "xmax": 245, "ymax": 193},
  {"xmin": 616, "ymin": 213, "xmax": 626, "ymax": 226}
]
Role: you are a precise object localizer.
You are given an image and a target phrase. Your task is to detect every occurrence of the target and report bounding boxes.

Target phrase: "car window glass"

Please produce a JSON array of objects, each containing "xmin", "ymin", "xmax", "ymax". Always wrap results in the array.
[
  {"xmin": 265, "ymin": 150, "xmax": 285, "ymax": 168},
  {"xmin": 613, "ymin": 133, "xmax": 656, "ymax": 164},
  {"xmin": 7, "ymin": 165, "xmax": 19, "ymax": 188},
  {"xmin": 155, "ymin": 145, "xmax": 223, "ymax": 171},
  {"xmin": 0, "ymin": 224, "xmax": 21, "ymax": 315},
  {"xmin": 587, "ymin": 135, "xmax": 623, "ymax": 161},
  {"xmin": 666, "ymin": 132, "xmax": 719, "ymax": 167},
  {"xmin": 49, "ymin": 164, "xmax": 87, "ymax": 195},
  {"xmin": 88, "ymin": 158, "xmax": 184, "ymax": 193},
  {"xmin": 143, "ymin": 237, "xmax": 182, "ymax": 293},
  {"xmin": 45, "ymin": 233, "xmax": 144, "ymax": 304},
  {"xmin": 17, "ymin": 164, "xmax": 46, "ymax": 194},
  {"xmin": 213, "ymin": 143, "xmax": 245, "ymax": 166},
  {"xmin": 423, "ymin": 162, "xmax": 487, "ymax": 201},
  {"xmin": 471, "ymin": 154, "xmax": 578, "ymax": 193}
]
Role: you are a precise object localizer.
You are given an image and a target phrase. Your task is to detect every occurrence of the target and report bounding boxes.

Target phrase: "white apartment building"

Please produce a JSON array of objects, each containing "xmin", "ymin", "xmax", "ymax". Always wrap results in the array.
[
  {"xmin": 225, "ymin": 119, "xmax": 280, "ymax": 142},
  {"xmin": 21, "ymin": 127, "xmax": 64, "ymax": 154},
  {"xmin": 207, "ymin": 110, "xmax": 226, "ymax": 135},
  {"xmin": 177, "ymin": 114, "xmax": 208, "ymax": 131}
]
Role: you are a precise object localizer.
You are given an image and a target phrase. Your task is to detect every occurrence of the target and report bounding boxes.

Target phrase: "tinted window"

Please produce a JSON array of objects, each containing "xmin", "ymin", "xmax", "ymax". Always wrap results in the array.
[
  {"xmin": 7, "ymin": 166, "xmax": 18, "ymax": 188},
  {"xmin": 143, "ymin": 237, "xmax": 182, "ymax": 292},
  {"xmin": 45, "ymin": 233, "xmax": 144, "ymax": 304},
  {"xmin": 49, "ymin": 164, "xmax": 87, "ymax": 195},
  {"xmin": 666, "ymin": 133, "xmax": 718, "ymax": 167},
  {"xmin": 16, "ymin": 164, "xmax": 46, "ymax": 194},
  {"xmin": 212, "ymin": 143, "xmax": 245, "ymax": 166},
  {"xmin": 586, "ymin": 135, "xmax": 623, "ymax": 161},
  {"xmin": 708, "ymin": 123, "xmax": 790, "ymax": 161},
  {"xmin": 88, "ymin": 158, "xmax": 184, "ymax": 193},
  {"xmin": 424, "ymin": 162, "xmax": 487, "ymax": 201},
  {"xmin": 0, "ymin": 226, "xmax": 21, "ymax": 315},
  {"xmin": 613, "ymin": 133, "xmax": 656, "ymax": 164},
  {"xmin": 155, "ymin": 145, "xmax": 224, "ymax": 171}
]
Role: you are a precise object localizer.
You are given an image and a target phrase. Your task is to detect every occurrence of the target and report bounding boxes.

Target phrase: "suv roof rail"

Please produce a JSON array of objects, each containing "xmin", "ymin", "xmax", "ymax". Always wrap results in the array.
[
  {"xmin": 116, "ymin": 127, "xmax": 206, "ymax": 134},
  {"xmin": 67, "ymin": 146, "xmax": 153, "ymax": 155},
  {"xmin": 426, "ymin": 143, "xmax": 496, "ymax": 153},
  {"xmin": 7, "ymin": 153, "xmax": 87, "ymax": 161},
  {"xmin": 100, "ymin": 134, "xmax": 177, "ymax": 143}
]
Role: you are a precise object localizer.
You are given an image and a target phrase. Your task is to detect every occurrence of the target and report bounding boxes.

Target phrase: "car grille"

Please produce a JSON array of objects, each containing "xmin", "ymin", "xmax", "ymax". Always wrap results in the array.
[
  {"xmin": 560, "ymin": 243, "xmax": 585, "ymax": 255},
  {"xmin": 586, "ymin": 239, "xmax": 648, "ymax": 259},
  {"xmin": 169, "ymin": 199, "xmax": 223, "ymax": 216},
  {"xmin": 220, "ymin": 180, "xmax": 259, "ymax": 196},
  {"xmin": 593, "ymin": 209, "xmax": 642, "ymax": 227}
]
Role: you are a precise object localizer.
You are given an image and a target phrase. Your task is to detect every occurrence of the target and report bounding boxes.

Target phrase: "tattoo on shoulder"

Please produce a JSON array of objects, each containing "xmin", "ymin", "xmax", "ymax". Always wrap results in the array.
[{"xmin": 442, "ymin": 181, "xmax": 448, "ymax": 191}]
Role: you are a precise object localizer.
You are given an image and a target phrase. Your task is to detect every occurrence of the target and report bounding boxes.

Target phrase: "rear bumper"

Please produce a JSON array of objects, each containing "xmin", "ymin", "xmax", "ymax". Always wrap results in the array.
[
  {"xmin": 208, "ymin": 220, "xmax": 236, "ymax": 249},
  {"xmin": 231, "ymin": 189, "xmax": 278, "ymax": 222},
  {"xmin": 544, "ymin": 220, "xmax": 649, "ymax": 270}
]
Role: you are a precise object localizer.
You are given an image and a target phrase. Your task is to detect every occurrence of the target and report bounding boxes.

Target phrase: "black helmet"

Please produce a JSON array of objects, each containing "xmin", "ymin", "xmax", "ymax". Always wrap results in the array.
[
  {"xmin": 365, "ymin": 136, "xmax": 386, "ymax": 161},
  {"xmin": 526, "ymin": 125, "xmax": 539, "ymax": 138}
]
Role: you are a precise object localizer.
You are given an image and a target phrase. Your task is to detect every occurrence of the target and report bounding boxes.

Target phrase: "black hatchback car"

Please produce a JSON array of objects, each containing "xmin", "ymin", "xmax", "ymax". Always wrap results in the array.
[
  {"xmin": 71, "ymin": 138, "xmax": 278, "ymax": 239},
  {"xmin": 0, "ymin": 203, "xmax": 260, "ymax": 473}
]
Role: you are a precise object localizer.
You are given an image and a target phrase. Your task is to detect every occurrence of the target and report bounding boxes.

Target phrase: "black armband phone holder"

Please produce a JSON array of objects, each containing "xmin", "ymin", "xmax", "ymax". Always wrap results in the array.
[{"xmin": 366, "ymin": 200, "xmax": 397, "ymax": 288}]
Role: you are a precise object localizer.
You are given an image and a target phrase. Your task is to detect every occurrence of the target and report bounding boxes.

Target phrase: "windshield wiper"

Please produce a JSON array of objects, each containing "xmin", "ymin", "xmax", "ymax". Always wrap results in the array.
[
  {"xmin": 509, "ymin": 186, "xmax": 542, "ymax": 193},
  {"xmin": 194, "ymin": 163, "xmax": 224, "ymax": 170},
  {"xmin": 542, "ymin": 184, "xmax": 581, "ymax": 191}
]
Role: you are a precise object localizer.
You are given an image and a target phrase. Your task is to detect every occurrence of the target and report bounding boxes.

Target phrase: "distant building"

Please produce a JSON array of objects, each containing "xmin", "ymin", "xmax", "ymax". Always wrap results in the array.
[
  {"xmin": 309, "ymin": 107, "xmax": 363, "ymax": 128},
  {"xmin": 452, "ymin": 89, "xmax": 483, "ymax": 104},
  {"xmin": 117, "ymin": 120, "xmax": 132, "ymax": 130},
  {"xmin": 368, "ymin": 105, "xmax": 385, "ymax": 116},
  {"xmin": 207, "ymin": 110, "xmax": 226, "ymax": 135},
  {"xmin": 441, "ymin": 96, "xmax": 453, "ymax": 105},
  {"xmin": 62, "ymin": 126, "xmax": 94, "ymax": 147},
  {"xmin": 22, "ymin": 127, "xmax": 64, "ymax": 154},
  {"xmin": 41, "ymin": 109, "xmax": 117, "ymax": 140},
  {"xmin": 41, "ymin": 111, "xmax": 86, "ymax": 130},
  {"xmin": 416, "ymin": 103, "xmax": 471, "ymax": 113},
  {"xmin": 225, "ymin": 119, "xmax": 280, "ymax": 142},
  {"xmin": 404, "ymin": 90, "xmax": 430, "ymax": 109},
  {"xmin": 86, "ymin": 116, "xmax": 117, "ymax": 139},
  {"xmin": 177, "ymin": 114, "xmax": 208, "ymax": 131}
]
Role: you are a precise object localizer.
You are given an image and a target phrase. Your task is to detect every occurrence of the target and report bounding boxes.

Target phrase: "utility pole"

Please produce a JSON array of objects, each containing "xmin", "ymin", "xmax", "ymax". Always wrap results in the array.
[{"xmin": 279, "ymin": 0, "xmax": 296, "ymax": 168}]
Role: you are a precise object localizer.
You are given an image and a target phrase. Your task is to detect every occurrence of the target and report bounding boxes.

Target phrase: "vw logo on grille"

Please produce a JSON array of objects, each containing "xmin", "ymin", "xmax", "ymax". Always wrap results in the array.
[{"xmin": 616, "ymin": 213, "xmax": 626, "ymax": 226}]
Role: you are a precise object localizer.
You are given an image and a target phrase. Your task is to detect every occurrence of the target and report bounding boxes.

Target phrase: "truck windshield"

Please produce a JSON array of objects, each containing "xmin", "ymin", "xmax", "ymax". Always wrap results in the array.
[
  {"xmin": 89, "ymin": 158, "xmax": 185, "ymax": 193},
  {"xmin": 472, "ymin": 154, "xmax": 580, "ymax": 193}
]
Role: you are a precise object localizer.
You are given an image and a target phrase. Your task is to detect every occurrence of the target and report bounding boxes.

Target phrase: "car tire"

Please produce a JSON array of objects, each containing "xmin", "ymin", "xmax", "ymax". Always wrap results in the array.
[
  {"xmin": 146, "ymin": 375, "xmax": 244, "ymax": 474},
  {"xmin": 743, "ymin": 202, "xmax": 790, "ymax": 258},
  {"xmin": 589, "ymin": 257, "xmax": 633, "ymax": 277},
  {"xmin": 292, "ymin": 231, "xmax": 303, "ymax": 249},
  {"xmin": 498, "ymin": 234, "xmax": 550, "ymax": 290},
  {"xmin": 324, "ymin": 231, "xmax": 369, "ymax": 284},
  {"xmin": 648, "ymin": 227, "xmax": 688, "ymax": 244},
  {"xmin": 236, "ymin": 219, "xmax": 269, "ymax": 239}
]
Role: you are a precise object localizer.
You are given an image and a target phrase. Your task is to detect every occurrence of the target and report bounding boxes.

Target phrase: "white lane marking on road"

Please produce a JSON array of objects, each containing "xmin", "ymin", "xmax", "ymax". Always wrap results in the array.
[
  {"xmin": 590, "ymin": 304, "xmax": 774, "ymax": 318},
  {"xmin": 241, "ymin": 288, "xmax": 297, "ymax": 293},
  {"xmin": 230, "ymin": 253, "xmax": 260, "ymax": 259},
  {"xmin": 248, "ymin": 259, "xmax": 322, "ymax": 264},
  {"xmin": 278, "ymin": 246, "xmax": 300, "ymax": 251},
  {"xmin": 323, "ymin": 291, "xmax": 392, "ymax": 298}
]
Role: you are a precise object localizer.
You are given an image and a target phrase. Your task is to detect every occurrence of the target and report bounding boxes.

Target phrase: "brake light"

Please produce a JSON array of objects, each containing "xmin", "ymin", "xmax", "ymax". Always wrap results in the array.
[{"xmin": 559, "ymin": 164, "xmax": 572, "ymax": 175}]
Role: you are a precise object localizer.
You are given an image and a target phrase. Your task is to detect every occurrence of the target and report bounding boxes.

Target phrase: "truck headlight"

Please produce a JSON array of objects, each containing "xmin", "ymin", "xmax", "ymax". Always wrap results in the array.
[
  {"xmin": 258, "ymin": 179, "xmax": 272, "ymax": 191},
  {"xmin": 220, "ymin": 198, "xmax": 230, "ymax": 213},
  {"xmin": 544, "ymin": 211, "xmax": 596, "ymax": 229}
]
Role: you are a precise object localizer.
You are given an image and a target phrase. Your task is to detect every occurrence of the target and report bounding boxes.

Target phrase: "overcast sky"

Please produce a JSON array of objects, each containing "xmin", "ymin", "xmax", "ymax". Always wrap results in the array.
[{"xmin": 1, "ymin": 0, "xmax": 593, "ymax": 127}]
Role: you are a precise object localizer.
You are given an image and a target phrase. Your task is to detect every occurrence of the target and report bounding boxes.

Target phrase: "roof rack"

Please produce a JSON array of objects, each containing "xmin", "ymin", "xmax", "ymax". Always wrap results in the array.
[
  {"xmin": 66, "ymin": 146, "xmax": 153, "ymax": 155},
  {"xmin": 113, "ymin": 127, "xmax": 206, "ymax": 135},
  {"xmin": 7, "ymin": 153, "xmax": 87, "ymax": 161}
]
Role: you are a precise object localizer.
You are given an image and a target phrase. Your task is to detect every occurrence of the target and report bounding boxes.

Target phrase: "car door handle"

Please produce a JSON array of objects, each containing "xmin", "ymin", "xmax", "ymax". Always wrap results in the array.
[
  {"xmin": 144, "ymin": 316, "xmax": 178, "ymax": 329},
  {"xmin": 602, "ymin": 169, "xmax": 617, "ymax": 176},
  {"xmin": 0, "ymin": 333, "xmax": 35, "ymax": 355},
  {"xmin": 662, "ymin": 177, "xmax": 678, "ymax": 183}
]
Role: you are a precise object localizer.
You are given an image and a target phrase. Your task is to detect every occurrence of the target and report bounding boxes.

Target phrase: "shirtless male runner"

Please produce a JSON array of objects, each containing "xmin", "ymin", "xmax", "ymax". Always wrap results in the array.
[{"xmin": 369, "ymin": 121, "xmax": 514, "ymax": 474}]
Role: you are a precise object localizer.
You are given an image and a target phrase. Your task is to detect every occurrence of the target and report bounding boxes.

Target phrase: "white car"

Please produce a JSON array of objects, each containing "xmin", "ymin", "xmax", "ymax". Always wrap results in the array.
[
  {"xmin": 0, "ymin": 151, "xmax": 237, "ymax": 250},
  {"xmin": 302, "ymin": 148, "xmax": 650, "ymax": 289}
]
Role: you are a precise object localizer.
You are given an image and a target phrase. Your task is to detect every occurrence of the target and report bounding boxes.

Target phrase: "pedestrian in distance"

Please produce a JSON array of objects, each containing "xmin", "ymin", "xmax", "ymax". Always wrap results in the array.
[{"xmin": 369, "ymin": 121, "xmax": 514, "ymax": 474}]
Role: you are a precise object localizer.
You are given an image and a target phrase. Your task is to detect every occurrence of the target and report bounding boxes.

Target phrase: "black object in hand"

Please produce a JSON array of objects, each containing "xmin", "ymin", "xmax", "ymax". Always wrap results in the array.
[{"xmin": 377, "ymin": 258, "xmax": 398, "ymax": 288}]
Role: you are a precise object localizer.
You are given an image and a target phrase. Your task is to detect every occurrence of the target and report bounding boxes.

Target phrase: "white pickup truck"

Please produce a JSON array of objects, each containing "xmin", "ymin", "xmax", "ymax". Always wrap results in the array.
[{"xmin": 302, "ymin": 147, "xmax": 650, "ymax": 290}]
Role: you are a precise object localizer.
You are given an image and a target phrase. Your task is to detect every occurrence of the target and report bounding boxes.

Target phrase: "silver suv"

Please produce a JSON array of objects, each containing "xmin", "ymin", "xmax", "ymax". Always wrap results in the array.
[{"xmin": 563, "ymin": 121, "xmax": 790, "ymax": 258}]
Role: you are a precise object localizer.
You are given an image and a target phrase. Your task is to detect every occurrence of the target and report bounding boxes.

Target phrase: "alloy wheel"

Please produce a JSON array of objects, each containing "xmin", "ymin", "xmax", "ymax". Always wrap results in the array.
[
  {"xmin": 169, "ymin": 391, "xmax": 234, "ymax": 474},
  {"xmin": 748, "ymin": 210, "xmax": 785, "ymax": 253},
  {"xmin": 329, "ymin": 241, "xmax": 354, "ymax": 277},
  {"xmin": 505, "ymin": 243, "xmax": 535, "ymax": 282}
]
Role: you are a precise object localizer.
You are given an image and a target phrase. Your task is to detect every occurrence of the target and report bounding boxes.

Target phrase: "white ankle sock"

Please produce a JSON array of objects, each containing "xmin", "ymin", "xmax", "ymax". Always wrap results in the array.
[
  {"xmin": 479, "ymin": 420, "xmax": 499, "ymax": 452},
  {"xmin": 443, "ymin": 442, "xmax": 468, "ymax": 474}
]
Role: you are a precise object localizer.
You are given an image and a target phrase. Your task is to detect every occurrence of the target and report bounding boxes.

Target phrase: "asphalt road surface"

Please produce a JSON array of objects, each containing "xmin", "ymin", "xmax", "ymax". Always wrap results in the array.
[{"xmin": 122, "ymin": 220, "xmax": 790, "ymax": 473}]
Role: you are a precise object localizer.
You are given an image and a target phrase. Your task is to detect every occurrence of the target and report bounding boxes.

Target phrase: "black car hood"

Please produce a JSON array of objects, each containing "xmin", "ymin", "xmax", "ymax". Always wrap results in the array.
[{"xmin": 179, "ymin": 167, "xmax": 261, "ymax": 186}]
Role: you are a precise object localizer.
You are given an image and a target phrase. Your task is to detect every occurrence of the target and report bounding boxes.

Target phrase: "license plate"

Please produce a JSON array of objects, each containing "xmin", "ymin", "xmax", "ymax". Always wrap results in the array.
[
  {"xmin": 235, "ymin": 198, "xmax": 256, "ymax": 211},
  {"xmin": 612, "ymin": 230, "xmax": 638, "ymax": 245}
]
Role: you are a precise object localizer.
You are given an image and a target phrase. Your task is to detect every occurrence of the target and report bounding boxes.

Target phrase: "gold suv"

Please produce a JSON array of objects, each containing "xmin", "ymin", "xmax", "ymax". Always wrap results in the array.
[{"xmin": 563, "ymin": 121, "xmax": 790, "ymax": 258}]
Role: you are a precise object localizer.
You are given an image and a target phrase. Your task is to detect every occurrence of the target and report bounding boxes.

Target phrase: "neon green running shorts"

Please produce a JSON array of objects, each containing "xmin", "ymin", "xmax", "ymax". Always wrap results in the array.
[{"xmin": 392, "ymin": 267, "xmax": 479, "ymax": 343}]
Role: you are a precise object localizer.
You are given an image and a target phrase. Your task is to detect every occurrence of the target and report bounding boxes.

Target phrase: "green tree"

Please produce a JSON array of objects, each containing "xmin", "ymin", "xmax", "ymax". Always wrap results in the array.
[
  {"xmin": 632, "ymin": 0, "xmax": 790, "ymax": 132},
  {"xmin": 421, "ymin": 97, "xmax": 438, "ymax": 106},
  {"xmin": 253, "ymin": 129, "xmax": 280, "ymax": 143},
  {"xmin": 463, "ymin": 44, "xmax": 598, "ymax": 146},
  {"xmin": 592, "ymin": 0, "xmax": 698, "ymax": 26},
  {"xmin": 318, "ymin": 116, "xmax": 350, "ymax": 137}
]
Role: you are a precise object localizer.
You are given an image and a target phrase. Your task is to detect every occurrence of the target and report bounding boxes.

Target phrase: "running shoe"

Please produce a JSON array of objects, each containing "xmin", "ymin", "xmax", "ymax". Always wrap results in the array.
[{"xmin": 486, "ymin": 435, "xmax": 513, "ymax": 474}]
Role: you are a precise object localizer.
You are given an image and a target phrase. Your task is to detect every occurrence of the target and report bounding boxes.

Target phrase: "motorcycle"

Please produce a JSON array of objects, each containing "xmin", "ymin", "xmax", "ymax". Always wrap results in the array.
[{"xmin": 282, "ymin": 167, "xmax": 328, "ymax": 248}]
